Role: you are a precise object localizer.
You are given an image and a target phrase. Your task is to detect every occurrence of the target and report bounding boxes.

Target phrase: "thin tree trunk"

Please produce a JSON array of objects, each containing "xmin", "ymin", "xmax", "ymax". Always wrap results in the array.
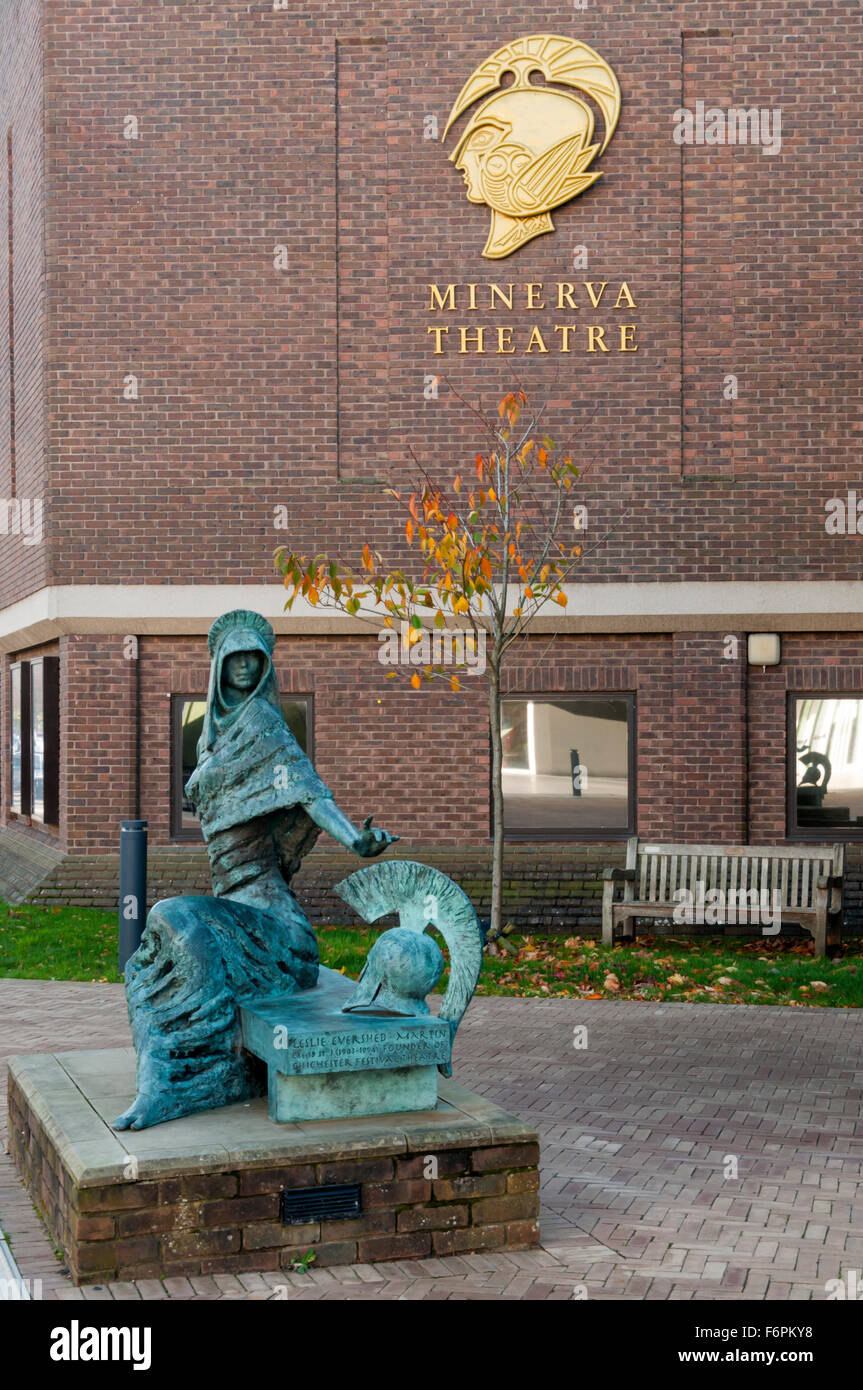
[{"xmin": 488, "ymin": 661, "xmax": 504, "ymax": 940}]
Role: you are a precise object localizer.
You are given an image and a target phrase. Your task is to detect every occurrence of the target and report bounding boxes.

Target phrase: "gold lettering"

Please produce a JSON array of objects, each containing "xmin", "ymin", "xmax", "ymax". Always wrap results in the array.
[
  {"xmin": 428, "ymin": 284, "xmax": 456, "ymax": 311},
  {"xmin": 554, "ymin": 325, "xmax": 577, "ymax": 352},
  {"xmin": 526, "ymin": 283, "xmax": 545, "ymax": 310},
  {"xmin": 497, "ymin": 325, "xmax": 515, "ymax": 354},
  {"xmin": 458, "ymin": 325, "xmax": 486, "ymax": 354},
  {"xmin": 619, "ymin": 324, "xmax": 638, "ymax": 351},
  {"xmin": 428, "ymin": 325, "xmax": 450, "ymax": 353},
  {"xmin": 614, "ymin": 281, "xmax": 636, "ymax": 309},
  {"xmin": 584, "ymin": 281, "xmax": 608, "ymax": 308},
  {"xmin": 557, "ymin": 282, "xmax": 578, "ymax": 310},
  {"xmin": 489, "ymin": 283, "xmax": 514, "ymax": 310},
  {"xmin": 587, "ymin": 326, "xmax": 609, "ymax": 353},
  {"xmin": 467, "ymin": 283, "xmax": 478, "ymax": 310},
  {"xmin": 525, "ymin": 325, "xmax": 548, "ymax": 354}
]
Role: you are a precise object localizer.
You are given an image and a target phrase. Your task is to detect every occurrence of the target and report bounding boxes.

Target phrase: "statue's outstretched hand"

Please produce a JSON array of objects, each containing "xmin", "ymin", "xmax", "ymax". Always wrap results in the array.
[{"xmin": 354, "ymin": 814, "xmax": 399, "ymax": 858}]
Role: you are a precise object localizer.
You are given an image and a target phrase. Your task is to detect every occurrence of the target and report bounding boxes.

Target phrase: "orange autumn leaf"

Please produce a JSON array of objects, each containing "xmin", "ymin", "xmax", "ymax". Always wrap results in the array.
[{"xmin": 411, "ymin": 673, "xmax": 421, "ymax": 690}]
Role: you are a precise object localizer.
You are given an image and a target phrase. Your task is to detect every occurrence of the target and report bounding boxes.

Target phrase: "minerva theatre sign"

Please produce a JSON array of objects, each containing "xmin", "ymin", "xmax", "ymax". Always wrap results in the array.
[{"xmin": 428, "ymin": 35, "xmax": 637, "ymax": 355}]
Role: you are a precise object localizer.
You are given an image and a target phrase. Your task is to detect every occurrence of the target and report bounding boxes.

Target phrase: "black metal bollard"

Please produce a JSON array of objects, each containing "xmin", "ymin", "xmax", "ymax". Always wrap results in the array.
[{"xmin": 118, "ymin": 819, "xmax": 148, "ymax": 975}]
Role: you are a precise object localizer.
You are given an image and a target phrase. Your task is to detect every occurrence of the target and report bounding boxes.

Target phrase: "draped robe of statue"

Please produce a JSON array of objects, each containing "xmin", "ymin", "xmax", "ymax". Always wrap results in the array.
[{"xmin": 114, "ymin": 613, "xmax": 336, "ymax": 1131}]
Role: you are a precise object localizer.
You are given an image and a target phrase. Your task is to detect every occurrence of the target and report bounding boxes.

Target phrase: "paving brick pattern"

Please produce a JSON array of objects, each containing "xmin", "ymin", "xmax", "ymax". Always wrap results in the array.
[{"xmin": 2, "ymin": 980, "xmax": 861, "ymax": 1300}]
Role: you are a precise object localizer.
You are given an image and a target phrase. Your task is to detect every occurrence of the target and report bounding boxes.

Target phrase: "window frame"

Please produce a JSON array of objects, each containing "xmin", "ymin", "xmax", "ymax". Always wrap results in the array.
[
  {"xmin": 495, "ymin": 690, "xmax": 637, "ymax": 842},
  {"xmin": 786, "ymin": 691, "xmax": 863, "ymax": 840},
  {"xmin": 170, "ymin": 693, "xmax": 315, "ymax": 841}
]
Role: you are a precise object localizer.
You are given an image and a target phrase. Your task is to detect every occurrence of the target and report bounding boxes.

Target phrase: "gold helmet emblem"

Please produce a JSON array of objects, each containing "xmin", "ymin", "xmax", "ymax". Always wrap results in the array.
[{"xmin": 443, "ymin": 34, "xmax": 621, "ymax": 260}]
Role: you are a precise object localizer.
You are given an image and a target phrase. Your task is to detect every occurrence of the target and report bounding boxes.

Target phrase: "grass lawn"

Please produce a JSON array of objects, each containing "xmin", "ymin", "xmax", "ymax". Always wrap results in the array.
[
  {"xmin": 1, "ymin": 899, "xmax": 861, "ymax": 1006},
  {"xmin": 0, "ymin": 900, "xmax": 856, "ymax": 1011}
]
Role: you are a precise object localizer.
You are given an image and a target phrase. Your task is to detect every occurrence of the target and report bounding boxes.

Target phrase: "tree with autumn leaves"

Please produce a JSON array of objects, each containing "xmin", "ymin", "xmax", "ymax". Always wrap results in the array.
[{"xmin": 275, "ymin": 390, "xmax": 587, "ymax": 939}]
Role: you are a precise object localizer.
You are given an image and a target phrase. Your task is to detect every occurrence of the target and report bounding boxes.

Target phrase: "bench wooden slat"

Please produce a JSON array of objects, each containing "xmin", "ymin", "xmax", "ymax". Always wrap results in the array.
[
  {"xmin": 801, "ymin": 858, "xmax": 810, "ymax": 906},
  {"xmin": 791, "ymin": 859, "xmax": 800, "ymax": 908},
  {"xmin": 639, "ymin": 842, "xmax": 834, "ymax": 859},
  {"xmin": 780, "ymin": 857, "xmax": 789, "ymax": 908}
]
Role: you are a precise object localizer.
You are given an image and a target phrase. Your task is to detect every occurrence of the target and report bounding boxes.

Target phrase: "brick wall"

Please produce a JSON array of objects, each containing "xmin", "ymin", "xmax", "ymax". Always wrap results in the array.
[
  {"xmin": 56, "ymin": 629, "xmax": 675, "ymax": 853},
  {"xmin": 12, "ymin": 0, "xmax": 856, "ymax": 594},
  {"xmin": 0, "ymin": 0, "xmax": 48, "ymax": 605}
]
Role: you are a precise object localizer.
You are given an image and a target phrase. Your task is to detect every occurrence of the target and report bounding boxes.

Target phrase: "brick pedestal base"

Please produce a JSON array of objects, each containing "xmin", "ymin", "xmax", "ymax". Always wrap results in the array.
[{"xmin": 8, "ymin": 1049, "xmax": 540, "ymax": 1285}]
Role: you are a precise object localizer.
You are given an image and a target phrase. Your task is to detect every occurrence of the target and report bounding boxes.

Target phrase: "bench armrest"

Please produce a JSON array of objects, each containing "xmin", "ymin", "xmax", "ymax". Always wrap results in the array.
[
  {"xmin": 603, "ymin": 867, "xmax": 636, "ymax": 883},
  {"xmin": 816, "ymin": 873, "xmax": 843, "ymax": 890}
]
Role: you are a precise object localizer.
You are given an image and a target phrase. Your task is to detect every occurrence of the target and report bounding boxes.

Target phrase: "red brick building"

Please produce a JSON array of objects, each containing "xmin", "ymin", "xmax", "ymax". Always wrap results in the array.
[{"xmin": 0, "ymin": 0, "xmax": 861, "ymax": 929}]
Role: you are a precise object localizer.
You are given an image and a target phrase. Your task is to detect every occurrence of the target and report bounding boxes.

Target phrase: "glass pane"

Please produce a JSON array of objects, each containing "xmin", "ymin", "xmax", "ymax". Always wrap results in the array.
[
  {"xmin": 177, "ymin": 697, "xmax": 310, "ymax": 832},
  {"xmin": 502, "ymin": 697, "xmax": 630, "ymax": 833},
  {"xmin": 794, "ymin": 697, "xmax": 863, "ymax": 828},
  {"xmin": 280, "ymin": 700, "xmax": 310, "ymax": 754},
  {"xmin": 31, "ymin": 662, "xmax": 44, "ymax": 821},
  {"xmin": 179, "ymin": 700, "xmax": 207, "ymax": 832},
  {"xmin": 10, "ymin": 666, "xmax": 21, "ymax": 813}
]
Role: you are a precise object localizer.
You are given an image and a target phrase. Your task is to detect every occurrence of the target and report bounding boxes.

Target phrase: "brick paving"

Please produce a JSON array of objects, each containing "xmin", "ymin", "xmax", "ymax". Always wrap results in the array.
[{"xmin": 1, "ymin": 980, "xmax": 861, "ymax": 1300}]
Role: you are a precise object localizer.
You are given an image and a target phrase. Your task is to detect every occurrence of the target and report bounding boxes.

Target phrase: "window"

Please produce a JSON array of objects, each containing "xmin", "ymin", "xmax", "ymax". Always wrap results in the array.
[
  {"xmin": 501, "ymin": 695, "xmax": 635, "ymax": 838},
  {"xmin": 789, "ymin": 695, "xmax": 863, "ymax": 835},
  {"xmin": 10, "ymin": 660, "xmax": 29, "ymax": 813},
  {"xmin": 8, "ymin": 656, "xmax": 58, "ymax": 824},
  {"xmin": 171, "ymin": 695, "xmax": 314, "ymax": 838}
]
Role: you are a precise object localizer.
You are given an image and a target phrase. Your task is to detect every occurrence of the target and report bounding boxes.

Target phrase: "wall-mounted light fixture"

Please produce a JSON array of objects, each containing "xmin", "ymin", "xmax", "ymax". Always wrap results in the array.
[{"xmin": 747, "ymin": 633, "xmax": 781, "ymax": 667}]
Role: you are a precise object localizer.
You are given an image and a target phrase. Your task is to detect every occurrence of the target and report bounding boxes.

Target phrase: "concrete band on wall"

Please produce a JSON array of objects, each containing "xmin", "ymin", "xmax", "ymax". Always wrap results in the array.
[{"xmin": 2, "ymin": 583, "xmax": 863, "ymax": 651}]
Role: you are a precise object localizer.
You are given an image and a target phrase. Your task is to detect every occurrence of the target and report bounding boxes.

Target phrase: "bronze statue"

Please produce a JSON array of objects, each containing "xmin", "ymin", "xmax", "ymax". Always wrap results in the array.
[{"xmin": 114, "ymin": 610, "xmax": 397, "ymax": 1131}]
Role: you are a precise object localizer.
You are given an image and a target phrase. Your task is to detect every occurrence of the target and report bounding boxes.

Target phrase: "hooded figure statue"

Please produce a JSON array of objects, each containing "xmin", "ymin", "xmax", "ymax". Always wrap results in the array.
[{"xmin": 114, "ymin": 609, "xmax": 397, "ymax": 1131}]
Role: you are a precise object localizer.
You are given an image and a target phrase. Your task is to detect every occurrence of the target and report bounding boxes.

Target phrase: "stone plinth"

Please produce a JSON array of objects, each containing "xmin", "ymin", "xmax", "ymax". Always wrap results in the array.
[
  {"xmin": 240, "ymin": 967, "xmax": 451, "ymax": 1122},
  {"xmin": 7, "ymin": 1048, "xmax": 540, "ymax": 1285}
]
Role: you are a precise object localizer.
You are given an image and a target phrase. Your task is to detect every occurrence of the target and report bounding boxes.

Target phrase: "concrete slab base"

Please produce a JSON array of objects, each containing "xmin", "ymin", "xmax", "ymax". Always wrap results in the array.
[{"xmin": 7, "ymin": 1048, "xmax": 540, "ymax": 1284}]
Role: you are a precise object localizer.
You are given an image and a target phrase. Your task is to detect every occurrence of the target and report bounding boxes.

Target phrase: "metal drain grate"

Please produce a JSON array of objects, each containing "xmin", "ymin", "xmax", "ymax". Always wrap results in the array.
[{"xmin": 280, "ymin": 1183, "xmax": 362, "ymax": 1225}]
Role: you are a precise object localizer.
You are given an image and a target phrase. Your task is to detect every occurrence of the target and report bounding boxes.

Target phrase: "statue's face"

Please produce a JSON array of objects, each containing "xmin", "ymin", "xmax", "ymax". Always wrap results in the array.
[{"xmin": 223, "ymin": 650, "xmax": 263, "ymax": 693}]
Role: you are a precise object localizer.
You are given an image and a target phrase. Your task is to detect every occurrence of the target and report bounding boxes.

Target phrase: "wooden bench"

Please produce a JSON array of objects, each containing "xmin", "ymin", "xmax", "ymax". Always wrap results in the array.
[{"xmin": 602, "ymin": 839, "xmax": 844, "ymax": 957}]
